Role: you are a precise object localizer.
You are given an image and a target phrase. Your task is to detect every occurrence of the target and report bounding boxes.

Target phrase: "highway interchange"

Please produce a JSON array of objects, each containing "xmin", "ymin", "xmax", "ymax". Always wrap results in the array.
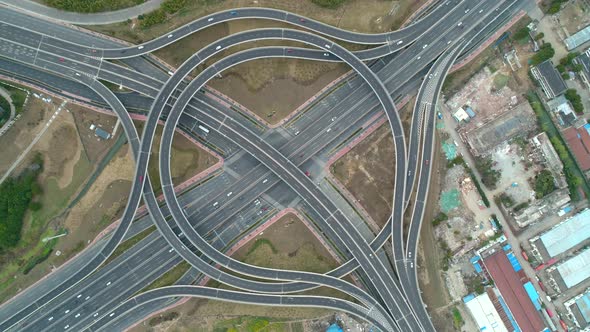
[{"xmin": 0, "ymin": 0, "xmax": 529, "ymax": 331}]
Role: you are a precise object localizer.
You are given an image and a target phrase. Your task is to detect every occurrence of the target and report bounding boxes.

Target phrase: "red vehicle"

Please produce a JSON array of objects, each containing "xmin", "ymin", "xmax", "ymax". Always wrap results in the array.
[
  {"xmin": 559, "ymin": 320, "xmax": 568, "ymax": 331},
  {"xmin": 139, "ymin": 175, "xmax": 144, "ymax": 183},
  {"xmin": 305, "ymin": 171, "xmax": 311, "ymax": 177},
  {"xmin": 299, "ymin": 18, "xmax": 306, "ymax": 22},
  {"xmin": 287, "ymin": 49, "xmax": 293, "ymax": 53},
  {"xmin": 91, "ymin": 49, "xmax": 97, "ymax": 53},
  {"xmin": 538, "ymin": 280, "xmax": 546, "ymax": 292},
  {"xmin": 425, "ymin": 159, "xmax": 429, "ymax": 165},
  {"xmin": 521, "ymin": 250, "xmax": 529, "ymax": 262},
  {"xmin": 59, "ymin": 57, "xmax": 64, "ymax": 62},
  {"xmin": 545, "ymin": 308, "xmax": 554, "ymax": 318}
]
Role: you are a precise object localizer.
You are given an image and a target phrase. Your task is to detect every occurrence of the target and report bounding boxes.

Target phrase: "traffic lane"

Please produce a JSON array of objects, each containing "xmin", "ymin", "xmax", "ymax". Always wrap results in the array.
[
  {"xmin": 161, "ymin": 44, "xmax": 409, "ymax": 325},
  {"xmin": 89, "ymin": 286, "xmax": 391, "ymax": 332}
]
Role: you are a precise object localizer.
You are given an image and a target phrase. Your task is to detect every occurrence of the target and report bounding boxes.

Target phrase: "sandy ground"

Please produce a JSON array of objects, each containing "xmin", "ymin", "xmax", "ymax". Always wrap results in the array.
[
  {"xmin": 132, "ymin": 213, "xmax": 346, "ymax": 331},
  {"xmin": 0, "ymin": 97, "xmax": 50, "ymax": 175}
]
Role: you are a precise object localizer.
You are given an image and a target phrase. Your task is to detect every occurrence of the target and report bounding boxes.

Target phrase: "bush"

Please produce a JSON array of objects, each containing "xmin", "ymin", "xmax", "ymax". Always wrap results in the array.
[
  {"xmin": 0, "ymin": 163, "xmax": 43, "ymax": 251},
  {"xmin": 565, "ymin": 89, "xmax": 584, "ymax": 114},
  {"xmin": 534, "ymin": 169, "xmax": 556, "ymax": 198},
  {"xmin": 499, "ymin": 193, "xmax": 515, "ymax": 207},
  {"xmin": 531, "ymin": 43, "xmax": 555, "ymax": 66},
  {"xmin": 513, "ymin": 201, "xmax": 530, "ymax": 212},
  {"xmin": 44, "ymin": 0, "xmax": 144, "ymax": 13},
  {"xmin": 161, "ymin": 0, "xmax": 187, "ymax": 14},
  {"xmin": 534, "ymin": 32, "xmax": 545, "ymax": 41},
  {"xmin": 140, "ymin": 9, "xmax": 166, "ymax": 28},
  {"xmin": 311, "ymin": 0, "xmax": 347, "ymax": 8},
  {"xmin": 513, "ymin": 27, "xmax": 530, "ymax": 40},
  {"xmin": 475, "ymin": 157, "xmax": 501, "ymax": 189},
  {"xmin": 432, "ymin": 212, "xmax": 448, "ymax": 226}
]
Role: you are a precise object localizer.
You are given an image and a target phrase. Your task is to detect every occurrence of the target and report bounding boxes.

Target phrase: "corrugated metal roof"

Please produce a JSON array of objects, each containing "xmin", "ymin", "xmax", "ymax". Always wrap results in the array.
[
  {"xmin": 557, "ymin": 249, "xmax": 590, "ymax": 288},
  {"xmin": 540, "ymin": 209, "xmax": 590, "ymax": 257},
  {"xmin": 575, "ymin": 292, "xmax": 590, "ymax": 324},
  {"xmin": 565, "ymin": 25, "xmax": 590, "ymax": 50},
  {"xmin": 483, "ymin": 252, "xmax": 546, "ymax": 332},
  {"xmin": 465, "ymin": 293, "xmax": 509, "ymax": 332},
  {"xmin": 523, "ymin": 282, "xmax": 541, "ymax": 311}
]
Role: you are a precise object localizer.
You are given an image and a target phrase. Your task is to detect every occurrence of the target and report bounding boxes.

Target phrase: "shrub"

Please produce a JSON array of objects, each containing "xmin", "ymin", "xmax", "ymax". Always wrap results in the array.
[
  {"xmin": 140, "ymin": 9, "xmax": 166, "ymax": 29},
  {"xmin": 311, "ymin": 0, "xmax": 347, "ymax": 8},
  {"xmin": 565, "ymin": 89, "xmax": 584, "ymax": 114},
  {"xmin": 530, "ymin": 43, "xmax": 555, "ymax": 66},
  {"xmin": 161, "ymin": 0, "xmax": 187, "ymax": 14},
  {"xmin": 534, "ymin": 169, "xmax": 556, "ymax": 198},
  {"xmin": 475, "ymin": 157, "xmax": 501, "ymax": 189}
]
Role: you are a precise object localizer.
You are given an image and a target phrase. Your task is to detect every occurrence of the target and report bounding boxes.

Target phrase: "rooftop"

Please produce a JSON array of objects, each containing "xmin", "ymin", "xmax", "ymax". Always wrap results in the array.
[
  {"xmin": 483, "ymin": 251, "xmax": 545, "ymax": 332},
  {"xmin": 531, "ymin": 60, "xmax": 567, "ymax": 99},
  {"xmin": 575, "ymin": 292, "xmax": 590, "ymax": 325},
  {"xmin": 557, "ymin": 249, "xmax": 590, "ymax": 288},
  {"xmin": 539, "ymin": 209, "xmax": 590, "ymax": 257},
  {"xmin": 563, "ymin": 125, "xmax": 590, "ymax": 171},
  {"xmin": 565, "ymin": 25, "xmax": 590, "ymax": 50},
  {"xmin": 464, "ymin": 292, "xmax": 508, "ymax": 332}
]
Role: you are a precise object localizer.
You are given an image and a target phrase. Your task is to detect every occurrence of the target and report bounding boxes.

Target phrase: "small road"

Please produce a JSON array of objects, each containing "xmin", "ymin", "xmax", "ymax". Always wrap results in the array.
[
  {"xmin": 0, "ymin": 86, "xmax": 15, "ymax": 135},
  {"xmin": 0, "ymin": 0, "xmax": 164, "ymax": 25}
]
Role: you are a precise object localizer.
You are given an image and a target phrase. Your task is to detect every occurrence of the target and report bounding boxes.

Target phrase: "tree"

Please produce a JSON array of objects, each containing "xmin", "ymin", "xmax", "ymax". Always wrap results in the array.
[
  {"xmin": 513, "ymin": 27, "xmax": 530, "ymax": 40},
  {"xmin": 565, "ymin": 89, "xmax": 584, "ymax": 114},
  {"xmin": 475, "ymin": 157, "xmax": 501, "ymax": 189},
  {"xmin": 534, "ymin": 169, "xmax": 556, "ymax": 198},
  {"xmin": 531, "ymin": 43, "xmax": 555, "ymax": 66},
  {"xmin": 534, "ymin": 32, "xmax": 545, "ymax": 41}
]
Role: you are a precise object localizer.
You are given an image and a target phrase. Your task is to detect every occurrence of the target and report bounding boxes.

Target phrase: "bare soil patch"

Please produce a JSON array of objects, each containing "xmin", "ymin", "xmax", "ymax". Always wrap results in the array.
[
  {"xmin": 331, "ymin": 122, "xmax": 396, "ymax": 228},
  {"xmin": 69, "ymin": 104, "xmax": 119, "ymax": 162},
  {"xmin": 134, "ymin": 121, "xmax": 217, "ymax": 193}
]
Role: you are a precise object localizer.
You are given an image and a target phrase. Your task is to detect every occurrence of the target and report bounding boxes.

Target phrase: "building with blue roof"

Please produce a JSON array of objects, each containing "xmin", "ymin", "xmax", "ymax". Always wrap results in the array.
[
  {"xmin": 523, "ymin": 282, "xmax": 541, "ymax": 311},
  {"xmin": 533, "ymin": 209, "xmax": 590, "ymax": 261},
  {"xmin": 326, "ymin": 323, "xmax": 343, "ymax": 332}
]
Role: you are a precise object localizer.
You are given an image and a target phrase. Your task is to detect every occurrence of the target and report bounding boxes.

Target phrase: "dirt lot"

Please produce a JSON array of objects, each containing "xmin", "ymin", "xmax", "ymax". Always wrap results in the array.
[
  {"xmin": 132, "ymin": 212, "xmax": 347, "ymax": 331},
  {"xmin": 135, "ymin": 121, "xmax": 217, "ymax": 193},
  {"xmin": 0, "ymin": 98, "xmax": 111, "ymax": 302},
  {"xmin": 331, "ymin": 123, "xmax": 396, "ymax": 228},
  {"xmin": 90, "ymin": 0, "xmax": 427, "ymax": 125}
]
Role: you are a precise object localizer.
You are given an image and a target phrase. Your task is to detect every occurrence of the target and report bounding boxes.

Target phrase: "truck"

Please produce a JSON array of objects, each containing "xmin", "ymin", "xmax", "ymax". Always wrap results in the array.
[
  {"xmin": 521, "ymin": 249, "xmax": 529, "ymax": 261},
  {"xmin": 198, "ymin": 125, "xmax": 210, "ymax": 133}
]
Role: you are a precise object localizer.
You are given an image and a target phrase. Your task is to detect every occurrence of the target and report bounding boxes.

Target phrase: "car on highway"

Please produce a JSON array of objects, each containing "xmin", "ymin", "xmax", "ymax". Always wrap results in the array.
[
  {"xmin": 262, "ymin": 179, "xmax": 268, "ymax": 184},
  {"xmin": 230, "ymin": 11, "xmax": 237, "ymax": 15},
  {"xmin": 422, "ymin": 44, "xmax": 428, "ymax": 49},
  {"xmin": 64, "ymin": 325, "xmax": 69, "ymax": 330},
  {"xmin": 323, "ymin": 53, "xmax": 330, "ymax": 57},
  {"xmin": 59, "ymin": 57, "xmax": 64, "ymax": 62},
  {"xmin": 138, "ymin": 45, "xmax": 144, "ymax": 50},
  {"xmin": 305, "ymin": 171, "xmax": 311, "ymax": 177},
  {"xmin": 167, "ymin": 34, "xmax": 173, "ymax": 38},
  {"xmin": 227, "ymin": 192, "xmax": 233, "ymax": 197},
  {"xmin": 324, "ymin": 44, "xmax": 331, "ymax": 49},
  {"xmin": 287, "ymin": 49, "xmax": 293, "ymax": 53},
  {"xmin": 425, "ymin": 160, "xmax": 429, "ymax": 165},
  {"xmin": 216, "ymin": 45, "xmax": 222, "ymax": 50},
  {"xmin": 208, "ymin": 17, "xmax": 214, "ymax": 22},
  {"xmin": 139, "ymin": 175, "xmax": 143, "ymax": 183},
  {"xmin": 396, "ymin": 40, "xmax": 403, "ymax": 45},
  {"xmin": 299, "ymin": 18, "xmax": 306, "ymax": 22},
  {"xmin": 106, "ymin": 281, "xmax": 111, "ymax": 286},
  {"xmin": 65, "ymin": 310, "xmax": 70, "ymax": 314},
  {"xmin": 48, "ymin": 317, "xmax": 53, "ymax": 322}
]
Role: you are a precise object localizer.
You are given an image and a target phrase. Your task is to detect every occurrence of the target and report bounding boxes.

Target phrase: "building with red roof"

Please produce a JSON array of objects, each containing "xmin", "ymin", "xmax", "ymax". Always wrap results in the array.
[
  {"xmin": 563, "ymin": 125, "xmax": 590, "ymax": 171},
  {"xmin": 483, "ymin": 251, "xmax": 546, "ymax": 332}
]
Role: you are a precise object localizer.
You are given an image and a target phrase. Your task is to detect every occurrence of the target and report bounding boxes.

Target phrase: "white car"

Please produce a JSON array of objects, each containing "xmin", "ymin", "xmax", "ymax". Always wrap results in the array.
[
  {"xmin": 109, "ymin": 312, "xmax": 115, "ymax": 317},
  {"xmin": 417, "ymin": 56, "xmax": 421, "ymax": 60},
  {"xmin": 48, "ymin": 317, "xmax": 54, "ymax": 321},
  {"xmin": 396, "ymin": 40, "xmax": 403, "ymax": 45},
  {"xmin": 208, "ymin": 17, "xmax": 214, "ymax": 22},
  {"xmin": 262, "ymin": 179, "xmax": 268, "ymax": 184},
  {"xmin": 323, "ymin": 53, "xmax": 330, "ymax": 57},
  {"xmin": 324, "ymin": 44, "xmax": 331, "ymax": 49},
  {"xmin": 65, "ymin": 310, "xmax": 70, "ymax": 314},
  {"xmin": 422, "ymin": 44, "xmax": 428, "ymax": 49},
  {"xmin": 77, "ymin": 294, "xmax": 82, "ymax": 299},
  {"xmin": 227, "ymin": 192, "xmax": 233, "ymax": 197},
  {"xmin": 215, "ymin": 45, "xmax": 222, "ymax": 50},
  {"xmin": 167, "ymin": 34, "xmax": 173, "ymax": 38},
  {"xmin": 75, "ymin": 313, "xmax": 81, "ymax": 318},
  {"xmin": 106, "ymin": 281, "xmax": 111, "ymax": 286},
  {"xmin": 326, "ymin": 128, "xmax": 331, "ymax": 133},
  {"xmin": 213, "ymin": 202, "xmax": 219, "ymax": 207},
  {"xmin": 457, "ymin": 22, "xmax": 463, "ymax": 27},
  {"xmin": 64, "ymin": 325, "xmax": 69, "ymax": 330},
  {"xmin": 93, "ymin": 313, "xmax": 99, "ymax": 318},
  {"xmin": 138, "ymin": 46, "xmax": 144, "ymax": 50}
]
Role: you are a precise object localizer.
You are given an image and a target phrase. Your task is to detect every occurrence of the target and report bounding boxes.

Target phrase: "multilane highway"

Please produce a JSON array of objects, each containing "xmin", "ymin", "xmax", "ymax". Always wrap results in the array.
[{"xmin": 0, "ymin": 0, "xmax": 528, "ymax": 330}]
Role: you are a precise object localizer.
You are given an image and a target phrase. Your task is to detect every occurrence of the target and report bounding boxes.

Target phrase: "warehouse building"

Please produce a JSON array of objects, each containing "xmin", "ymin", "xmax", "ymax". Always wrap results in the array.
[
  {"xmin": 565, "ymin": 290, "xmax": 590, "ymax": 328},
  {"xmin": 549, "ymin": 249, "xmax": 590, "ymax": 290},
  {"xmin": 482, "ymin": 250, "xmax": 546, "ymax": 332},
  {"xmin": 463, "ymin": 292, "xmax": 508, "ymax": 332},
  {"xmin": 531, "ymin": 60, "xmax": 567, "ymax": 99},
  {"xmin": 531, "ymin": 209, "xmax": 590, "ymax": 261}
]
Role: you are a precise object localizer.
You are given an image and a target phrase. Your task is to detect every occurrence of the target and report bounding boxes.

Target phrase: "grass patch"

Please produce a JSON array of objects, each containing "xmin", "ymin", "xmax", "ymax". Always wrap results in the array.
[
  {"xmin": 103, "ymin": 225, "xmax": 156, "ymax": 266},
  {"xmin": 141, "ymin": 261, "xmax": 190, "ymax": 292},
  {"xmin": 493, "ymin": 73, "xmax": 510, "ymax": 90},
  {"xmin": 42, "ymin": 0, "xmax": 144, "ymax": 13},
  {"xmin": 246, "ymin": 238, "xmax": 277, "ymax": 256},
  {"xmin": 452, "ymin": 307, "xmax": 464, "ymax": 329}
]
